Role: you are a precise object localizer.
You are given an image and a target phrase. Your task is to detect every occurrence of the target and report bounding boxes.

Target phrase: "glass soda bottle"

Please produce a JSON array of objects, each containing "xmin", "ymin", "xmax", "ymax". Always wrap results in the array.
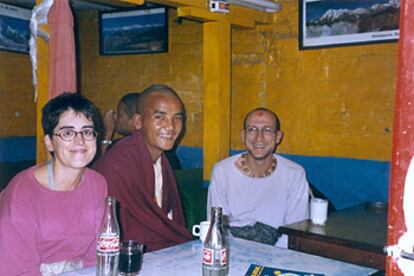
[
  {"xmin": 202, "ymin": 206, "xmax": 229, "ymax": 276},
  {"xmin": 96, "ymin": 196, "xmax": 120, "ymax": 276}
]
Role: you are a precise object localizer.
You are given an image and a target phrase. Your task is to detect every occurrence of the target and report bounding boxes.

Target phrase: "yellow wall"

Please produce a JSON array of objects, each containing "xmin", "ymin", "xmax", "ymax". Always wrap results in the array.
[
  {"xmin": 231, "ymin": 1, "xmax": 397, "ymax": 161},
  {"xmin": 0, "ymin": 1, "xmax": 397, "ymax": 161},
  {"xmin": 0, "ymin": 1, "xmax": 394, "ymax": 209},
  {"xmin": 77, "ymin": 9, "xmax": 203, "ymax": 146},
  {"xmin": 78, "ymin": 1, "xmax": 397, "ymax": 162},
  {"xmin": 0, "ymin": 51, "xmax": 35, "ymax": 137}
]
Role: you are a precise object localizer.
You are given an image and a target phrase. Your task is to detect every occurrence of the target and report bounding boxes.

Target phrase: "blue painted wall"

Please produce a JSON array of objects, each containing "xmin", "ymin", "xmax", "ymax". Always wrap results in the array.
[
  {"xmin": 0, "ymin": 136, "xmax": 36, "ymax": 163},
  {"xmin": 282, "ymin": 154, "xmax": 389, "ymax": 210},
  {"xmin": 0, "ymin": 138, "xmax": 389, "ymax": 211}
]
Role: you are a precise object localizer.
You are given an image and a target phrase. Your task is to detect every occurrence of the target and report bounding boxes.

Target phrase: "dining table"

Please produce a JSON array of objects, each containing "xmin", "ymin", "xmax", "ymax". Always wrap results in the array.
[
  {"xmin": 63, "ymin": 236, "xmax": 377, "ymax": 275},
  {"xmin": 279, "ymin": 202, "xmax": 387, "ymax": 271}
]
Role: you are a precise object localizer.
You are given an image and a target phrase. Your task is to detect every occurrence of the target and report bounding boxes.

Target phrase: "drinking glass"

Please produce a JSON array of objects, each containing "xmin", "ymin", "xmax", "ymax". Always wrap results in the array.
[
  {"xmin": 119, "ymin": 240, "xmax": 143, "ymax": 275},
  {"xmin": 310, "ymin": 198, "xmax": 328, "ymax": 225}
]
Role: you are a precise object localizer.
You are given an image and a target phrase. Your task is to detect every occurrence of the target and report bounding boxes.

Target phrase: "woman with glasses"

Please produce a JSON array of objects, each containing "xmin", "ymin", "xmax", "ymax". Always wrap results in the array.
[{"xmin": 0, "ymin": 92, "xmax": 107, "ymax": 275}]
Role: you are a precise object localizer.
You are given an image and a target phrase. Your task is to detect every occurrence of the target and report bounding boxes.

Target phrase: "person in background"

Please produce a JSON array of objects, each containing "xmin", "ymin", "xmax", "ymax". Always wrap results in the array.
[
  {"xmin": 101, "ymin": 92, "xmax": 182, "ymax": 169},
  {"xmin": 0, "ymin": 92, "xmax": 107, "ymax": 275},
  {"xmin": 101, "ymin": 92, "xmax": 141, "ymax": 155},
  {"xmin": 207, "ymin": 107, "xmax": 309, "ymax": 247},
  {"xmin": 94, "ymin": 84, "xmax": 191, "ymax": 251}
]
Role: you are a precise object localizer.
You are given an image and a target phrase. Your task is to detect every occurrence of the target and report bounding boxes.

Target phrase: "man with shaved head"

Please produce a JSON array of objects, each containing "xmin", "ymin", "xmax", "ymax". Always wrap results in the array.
[
  {"xmin": 94, "ymin": 84, "xmax": 191, "ymax": 251},
  {"xmin": 207, "ymin": 107, "xmax": 309, "ymax": 247}
]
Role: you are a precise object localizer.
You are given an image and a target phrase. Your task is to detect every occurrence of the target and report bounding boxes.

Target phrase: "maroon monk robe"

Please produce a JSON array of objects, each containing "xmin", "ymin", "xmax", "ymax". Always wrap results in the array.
[{"xmin": 93, "ymin": 130, "xmax": 191, "ymax": 251}]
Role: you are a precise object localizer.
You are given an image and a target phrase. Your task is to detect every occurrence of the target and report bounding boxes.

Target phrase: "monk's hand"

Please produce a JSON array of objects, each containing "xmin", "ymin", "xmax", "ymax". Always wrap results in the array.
[{"xmin": 104, "ymin": 109, "xmax": 116, "ymax": 140}]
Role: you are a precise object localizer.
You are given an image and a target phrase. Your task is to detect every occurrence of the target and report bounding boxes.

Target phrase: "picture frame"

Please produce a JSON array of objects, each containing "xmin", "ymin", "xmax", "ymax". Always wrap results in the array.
[
  {"xmin": 299, "ymin": 0, "xmax": 400, "ymax": 49},
  {"xmin": 99, "ymin": 7, "xmax": 168, "ymax": 55},
  {"xmin": 0, "ymin": 3, "xmax": 31, "ymax": 54}
]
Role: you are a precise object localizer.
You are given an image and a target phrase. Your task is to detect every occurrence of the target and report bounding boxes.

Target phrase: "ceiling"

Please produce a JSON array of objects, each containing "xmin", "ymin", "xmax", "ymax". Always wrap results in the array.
[{"xmin": 0, "ymin": 0, "xmax": 140, "ymax": 11}]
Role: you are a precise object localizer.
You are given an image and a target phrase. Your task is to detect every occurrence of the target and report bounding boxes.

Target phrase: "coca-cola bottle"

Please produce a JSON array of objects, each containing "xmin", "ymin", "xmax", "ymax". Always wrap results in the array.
[
  {"xmin": 202, "ymin": 207, "xmax": 229, "ymax": 276},
  {"xmin": 96, "ymin": 196, "xmax": 120, "ymax": 276}
]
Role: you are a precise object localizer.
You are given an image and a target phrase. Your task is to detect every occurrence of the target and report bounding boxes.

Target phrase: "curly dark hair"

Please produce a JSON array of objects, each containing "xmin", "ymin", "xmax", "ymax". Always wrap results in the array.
[{"xmin": 42, "ymin": 92, "xmax": 103, "ymax": 138}]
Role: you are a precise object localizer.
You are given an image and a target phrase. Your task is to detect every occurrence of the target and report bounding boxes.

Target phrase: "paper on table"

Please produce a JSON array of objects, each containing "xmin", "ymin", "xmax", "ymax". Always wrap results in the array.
[
  {"xmin": 245, "ymin": 263, "xmax": 325, "ymax": 276},
  {"xmin": 396, "ymin": 155, "xmax": 414, "ymax": 274},
  {"xmin": 386, "ymin": 155, "xmax": 414, "ymax": 274}
]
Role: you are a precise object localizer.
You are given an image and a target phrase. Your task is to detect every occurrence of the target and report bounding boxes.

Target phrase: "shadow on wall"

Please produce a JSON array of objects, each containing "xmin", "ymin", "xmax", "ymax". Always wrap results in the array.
[
  {"xmin": 174, "ymin": 168, "xmax": 207, "ymax": 233},
  {"xmin": 0, "ymin": 136, "xmax": 36, "ymax": 192},
  {"xmin": 0, "ymin": 160, "xmax": 35, "ymax": 191}
]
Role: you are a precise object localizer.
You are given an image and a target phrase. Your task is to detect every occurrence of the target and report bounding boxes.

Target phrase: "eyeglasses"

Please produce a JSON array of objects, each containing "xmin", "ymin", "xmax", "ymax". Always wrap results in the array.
[
  {"xmin": 245, "ymin": 126, "xmax": 277, "ymax": 137},
  {"xmin": 53, "ymin": 128, "xmax": 97, "ymax": 141}
]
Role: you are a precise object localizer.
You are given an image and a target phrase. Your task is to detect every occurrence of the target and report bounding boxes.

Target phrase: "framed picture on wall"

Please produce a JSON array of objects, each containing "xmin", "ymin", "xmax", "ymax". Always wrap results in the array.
[
  {"xmin": 99, "ymin": 7, "xmax": 168, "ymax": 55},
  {"xmin": 0, "ymin": 3, "xmax": 31, "ymax": 54},
  {"xmin": 299, "ymin": 0, "xmax": 400, "ymax": 49}
]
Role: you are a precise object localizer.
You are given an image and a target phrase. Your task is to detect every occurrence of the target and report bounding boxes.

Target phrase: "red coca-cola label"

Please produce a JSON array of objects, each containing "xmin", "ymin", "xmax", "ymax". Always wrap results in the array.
[
  {"xmin": 202, "ymin": 248, "xmax": 228, "ymax": 266},
  {"xmin": 97, "ymin": 235, "xmax": 120, "ymax": 252},
  {"xmin": 220, "ymin": 248, "xmax": 227, "ymax": 265},
  {"xmin": 202, "ymin": 248, "xmax": 213, "ymax": 265}
]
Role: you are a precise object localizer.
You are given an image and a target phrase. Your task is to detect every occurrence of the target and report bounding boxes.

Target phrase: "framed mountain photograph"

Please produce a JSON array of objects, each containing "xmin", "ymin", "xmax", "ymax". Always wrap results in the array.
[
  {"xmin": 299, "ymin": 0, "xmax": 400, "ymax": 49},
  {"xmin": 0, "ymin": 3, "xmax": 31, "ymax": 54},
  {"xmin": 99, "ymin": 7, "xmax": 168, "ymax": 55}
]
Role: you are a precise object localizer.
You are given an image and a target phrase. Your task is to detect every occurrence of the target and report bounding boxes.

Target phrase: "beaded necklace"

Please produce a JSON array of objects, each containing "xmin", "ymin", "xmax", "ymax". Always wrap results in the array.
[{"xmin": 236, "ymin": 153, "xmax": 277, "ymax": 178}]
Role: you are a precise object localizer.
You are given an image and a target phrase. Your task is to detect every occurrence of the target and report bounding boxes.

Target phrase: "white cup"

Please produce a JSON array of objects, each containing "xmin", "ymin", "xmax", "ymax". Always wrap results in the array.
[
  {"xmin": 310, "ymin": 198, "xmax": 328, "ymax": 225},
  {"xmin": 192, "ymin": 221, "xmax": 210, "ymax": 242}
]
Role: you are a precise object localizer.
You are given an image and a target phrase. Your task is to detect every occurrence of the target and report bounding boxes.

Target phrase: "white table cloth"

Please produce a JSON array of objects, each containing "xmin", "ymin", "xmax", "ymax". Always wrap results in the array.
[{"xmin": 63, "ymin": 237, "xmax": 376, "ymax": 275}]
